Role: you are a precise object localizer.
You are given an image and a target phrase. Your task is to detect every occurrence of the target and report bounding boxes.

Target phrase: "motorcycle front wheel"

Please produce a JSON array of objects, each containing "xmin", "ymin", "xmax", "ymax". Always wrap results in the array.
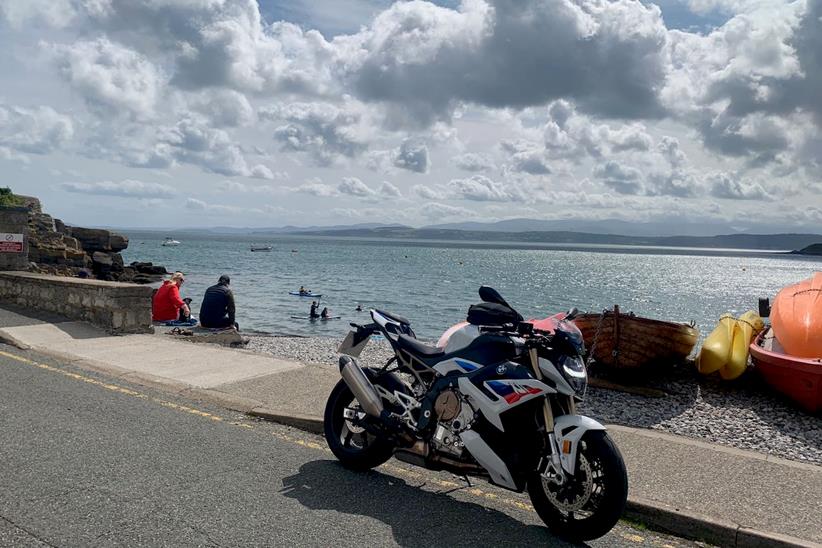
[
  {"xmin": 528, "ymin": 430, "xmax": 628, "ymax": 542},
  {"xmin": 323, "ymin": 379, "xmax": 394, "ymax": 471}
]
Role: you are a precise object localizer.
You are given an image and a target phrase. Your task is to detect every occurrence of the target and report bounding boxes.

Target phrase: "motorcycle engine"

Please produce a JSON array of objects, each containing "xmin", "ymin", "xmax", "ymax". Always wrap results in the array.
[
  {"xmin": 432, "ymin": 390, "xmax": 474, "ymax": 457},
  {"xmin": 434, "ymin": 390, "xmax": 461, "ymax": 421}
]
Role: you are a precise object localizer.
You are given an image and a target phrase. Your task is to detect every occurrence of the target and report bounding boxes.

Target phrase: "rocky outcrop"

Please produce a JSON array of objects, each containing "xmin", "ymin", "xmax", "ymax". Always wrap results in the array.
[{"xmin": 19, "ymin": 195, "xmax": 166, "ymax": 283}]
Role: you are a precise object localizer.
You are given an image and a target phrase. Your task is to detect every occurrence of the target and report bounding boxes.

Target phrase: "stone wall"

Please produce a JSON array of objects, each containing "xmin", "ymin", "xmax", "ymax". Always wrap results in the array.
[
  {"xmin": 0, "ymin": 207, "xmax": 29, "ymax": 271},
  {"xmin": 0, "ymin": 271, "xmax": 153, "ymax": 333}
]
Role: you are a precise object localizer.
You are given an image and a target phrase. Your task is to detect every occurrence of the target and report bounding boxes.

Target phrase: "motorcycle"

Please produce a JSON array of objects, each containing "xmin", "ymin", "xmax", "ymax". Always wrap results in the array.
[{"xmin": 324, "ymin": 287, "xmax": 628, "ymax": 541}]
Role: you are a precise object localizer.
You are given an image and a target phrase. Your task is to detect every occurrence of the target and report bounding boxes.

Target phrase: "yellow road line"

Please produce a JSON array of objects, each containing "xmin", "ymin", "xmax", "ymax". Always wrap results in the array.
[
  {"xmin": 0, "ymin": 348, "xmax": 656, "ymax": 544},
  {"xmin": 0, "ymin": 349, "xmax": 226, "ymax": 422}
]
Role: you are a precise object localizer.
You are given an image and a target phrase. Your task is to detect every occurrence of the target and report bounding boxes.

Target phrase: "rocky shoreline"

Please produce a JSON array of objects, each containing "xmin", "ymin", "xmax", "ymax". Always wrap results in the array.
[
  {"xmin": 17, "ymin": 194, "xmax": 167, "ymax": 283},
  {"xmin": 246, "ymin": 334, "xmax": 822, "ymax": 466}
]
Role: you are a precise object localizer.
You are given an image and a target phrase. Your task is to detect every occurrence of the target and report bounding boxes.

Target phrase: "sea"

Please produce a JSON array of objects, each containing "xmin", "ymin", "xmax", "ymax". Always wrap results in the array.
[{"xmin": 122, "ymin": 232, "xmax": 822, "ymax": 341}]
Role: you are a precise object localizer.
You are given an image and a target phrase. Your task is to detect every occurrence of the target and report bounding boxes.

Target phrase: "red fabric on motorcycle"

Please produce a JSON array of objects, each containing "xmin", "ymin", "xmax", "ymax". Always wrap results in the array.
[{"xmin": 466, "ymin": 302, "xmax": 522, "ymax": 326}]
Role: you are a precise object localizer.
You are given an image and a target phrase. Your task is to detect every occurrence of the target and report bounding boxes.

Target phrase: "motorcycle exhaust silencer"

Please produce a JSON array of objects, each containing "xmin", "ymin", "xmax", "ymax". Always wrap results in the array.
[{"xmin": 339, "ymin": 355, "xmax": 384, "ymax": 418}]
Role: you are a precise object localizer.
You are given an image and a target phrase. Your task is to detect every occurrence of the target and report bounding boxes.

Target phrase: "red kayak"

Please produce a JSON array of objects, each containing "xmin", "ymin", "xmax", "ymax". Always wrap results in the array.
[{"xmin": 750, "ymin": 328, "xmax": 822, "ymax": 413}]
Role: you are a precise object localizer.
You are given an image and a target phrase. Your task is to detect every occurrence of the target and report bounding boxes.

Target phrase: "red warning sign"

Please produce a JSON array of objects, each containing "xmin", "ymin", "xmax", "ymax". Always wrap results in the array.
[{"xmin": 0, "ymin": 233, "xmax": 23, "ymax": 253}]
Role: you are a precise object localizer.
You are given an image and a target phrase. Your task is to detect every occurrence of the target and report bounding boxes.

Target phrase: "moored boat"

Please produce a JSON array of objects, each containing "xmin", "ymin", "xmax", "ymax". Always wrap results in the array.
[
  {"xmin": 750, "ymin": 328, "xmax": 822, "ymax": 413},
  {"xmin": 572, "ymin": 306, "xmax": 699, "ymax": 369},
  {"xmin": 250, "ymin": 245, "xmax": 272, "ymax": 252},
  {"xmin": 161, "ymin": 237, "xmax": 180, "ymax": 246},
  {"xmin": 770, "ymin": 272, "xmax": 822, "ymax": 358}
]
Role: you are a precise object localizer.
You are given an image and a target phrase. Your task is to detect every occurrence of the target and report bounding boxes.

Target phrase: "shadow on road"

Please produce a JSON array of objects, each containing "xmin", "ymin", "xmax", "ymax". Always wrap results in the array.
[{"xmin": 281, "ymin": 459, "xmax": 582, "ymax": 547}]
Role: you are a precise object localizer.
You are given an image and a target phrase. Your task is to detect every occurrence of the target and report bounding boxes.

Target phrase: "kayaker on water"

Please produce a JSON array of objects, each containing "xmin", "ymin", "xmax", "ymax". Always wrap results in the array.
[
  {"xmin": 299, "ymin": 285, "xmax": 311, "ymax": 295},
  {"xmin": 310, "ymin": 301, "xmax": 319, "ymax": 319}
]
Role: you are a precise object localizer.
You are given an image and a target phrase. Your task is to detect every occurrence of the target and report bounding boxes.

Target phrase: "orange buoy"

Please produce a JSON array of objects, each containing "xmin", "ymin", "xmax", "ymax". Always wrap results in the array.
[{"xmin": 770, "ymin": 272, "xmax": 822, "ymax": 358}]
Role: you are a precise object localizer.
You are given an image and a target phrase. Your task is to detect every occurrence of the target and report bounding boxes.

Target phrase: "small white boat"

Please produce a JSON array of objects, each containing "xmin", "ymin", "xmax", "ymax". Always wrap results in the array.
[
  {"xmin": 250, "ymin": 245, "xmax": 272, "ymax": 252},
  {"xmin": 162, "ymin": 237, "xmax": 181, "ymax": 247}
]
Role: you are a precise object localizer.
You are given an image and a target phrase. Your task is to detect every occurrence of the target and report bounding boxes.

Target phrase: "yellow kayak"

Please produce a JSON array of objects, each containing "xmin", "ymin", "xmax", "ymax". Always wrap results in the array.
[
  {"xmin": 697, "ymin": 314, "xmax": 735, "ymax": 374},
  {"xmin": 721, "ymin": 311, "xmax": 765, "ymax": 380}
]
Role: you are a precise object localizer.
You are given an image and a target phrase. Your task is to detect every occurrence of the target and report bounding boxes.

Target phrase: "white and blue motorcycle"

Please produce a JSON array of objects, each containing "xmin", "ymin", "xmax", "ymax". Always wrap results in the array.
[{"xmin": 324, "ymin": 287, "xmax": 627, "ymax": 541}]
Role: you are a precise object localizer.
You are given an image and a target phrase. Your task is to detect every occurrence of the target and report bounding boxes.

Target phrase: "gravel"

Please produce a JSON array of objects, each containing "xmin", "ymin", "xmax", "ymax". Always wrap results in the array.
[{"xmin": 245, "ymin": 334, "xmax": 822, "ymax": 466}]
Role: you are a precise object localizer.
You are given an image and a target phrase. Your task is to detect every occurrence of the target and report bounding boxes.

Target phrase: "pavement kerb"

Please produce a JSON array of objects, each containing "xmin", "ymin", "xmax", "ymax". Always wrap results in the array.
[
  {"xmin": 3, "ymin": 333, "xmax": 818, "ymax": 548},
  {"xmin": 624, "ymin": 497, "xmax": 820, "ymax": 548},
  {"xmin": 0, "ymin": 330, "xmax": 30, "ymax": 350},
  {"xmin": 183, "ymin": 387, "xmax": 266, "ymax": 414},
  {"xmin": 248, "ymin": 407, "xmax": 325, "ymax": 435}
]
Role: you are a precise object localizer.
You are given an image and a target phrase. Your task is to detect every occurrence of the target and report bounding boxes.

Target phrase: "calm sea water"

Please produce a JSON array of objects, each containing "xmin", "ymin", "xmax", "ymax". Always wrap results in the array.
[{"xmin": 122, "ymin": 232, "xmax": 822, "ymax": 340}]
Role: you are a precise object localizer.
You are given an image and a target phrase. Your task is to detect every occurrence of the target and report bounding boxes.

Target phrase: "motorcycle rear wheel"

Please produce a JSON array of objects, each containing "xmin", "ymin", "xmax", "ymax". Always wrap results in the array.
[
  {"xmin": 528, "ymin": 430, "xmax": 628, "ymax": 542},
  {"xmin": 323, "ymin": 379, "xmax": 394, "ymax": 471}
]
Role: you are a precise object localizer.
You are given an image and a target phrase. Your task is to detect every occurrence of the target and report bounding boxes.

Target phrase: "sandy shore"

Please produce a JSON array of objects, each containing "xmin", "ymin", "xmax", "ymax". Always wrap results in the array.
[{"xmin": 245, "ymin": 334, "xmax": 822, "ymax": 466}]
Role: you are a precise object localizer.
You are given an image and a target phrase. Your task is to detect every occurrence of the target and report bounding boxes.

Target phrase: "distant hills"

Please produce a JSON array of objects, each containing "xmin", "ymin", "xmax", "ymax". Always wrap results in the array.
[
  {"xmin": 423, "ymin": 217, "xmax": 812, "ymax": 237},
  {"xmin": 119, "ymin": 218, "xmax": 822, "ymax": 252},
  {"xmin": 284, "ymin": 225, "xmax": 822, "ymax": 251}
]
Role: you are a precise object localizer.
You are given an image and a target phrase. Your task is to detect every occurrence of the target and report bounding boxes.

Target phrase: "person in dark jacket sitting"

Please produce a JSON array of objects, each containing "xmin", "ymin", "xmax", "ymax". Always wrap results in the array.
[{"xmin": 199, "ymin": 274, "xmax": 238, "ymax": 330}]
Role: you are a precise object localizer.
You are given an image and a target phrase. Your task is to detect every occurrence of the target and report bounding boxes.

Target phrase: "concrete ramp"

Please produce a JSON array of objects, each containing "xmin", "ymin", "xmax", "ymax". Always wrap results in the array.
[{"xmin": 0, "ymin": 320, "xmax": 302, "ymax": 388}]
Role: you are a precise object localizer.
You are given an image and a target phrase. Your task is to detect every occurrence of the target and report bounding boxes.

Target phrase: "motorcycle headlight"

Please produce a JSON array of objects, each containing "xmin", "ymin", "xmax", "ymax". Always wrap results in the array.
[{"xmin": 561, "ymin": 355, "xmax": 588, "ymax": 397}]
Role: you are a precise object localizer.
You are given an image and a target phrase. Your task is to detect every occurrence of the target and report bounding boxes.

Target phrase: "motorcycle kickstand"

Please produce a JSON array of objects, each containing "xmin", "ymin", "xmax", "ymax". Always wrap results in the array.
[{"xmin": 447, "ymin": 473, "xmax": 473, "ymax": 489}]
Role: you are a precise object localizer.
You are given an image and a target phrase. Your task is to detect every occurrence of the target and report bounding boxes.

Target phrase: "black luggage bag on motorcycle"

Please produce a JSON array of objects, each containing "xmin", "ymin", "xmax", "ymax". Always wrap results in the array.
[{"xmin": 466, "ymin": 302, "xmax": 523, "ymax": 326}]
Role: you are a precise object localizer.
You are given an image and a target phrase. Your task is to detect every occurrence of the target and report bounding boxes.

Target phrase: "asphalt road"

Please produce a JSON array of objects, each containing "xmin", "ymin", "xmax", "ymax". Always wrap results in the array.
[{"xmin": 0, "ymin": 345, "xmax": 700, "ymax": 547}]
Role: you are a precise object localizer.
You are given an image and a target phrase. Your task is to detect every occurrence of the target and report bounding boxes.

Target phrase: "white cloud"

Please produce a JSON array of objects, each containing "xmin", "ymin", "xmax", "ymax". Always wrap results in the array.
[
  {"xmin": 454, "ymin": 152, "xmax": 495, "ymax": 172},
  {"xmin": 217, "ymin": 180, "xmax": 281, "ymax": 196},
  {"xmin": 190, "ymin": 89, "xmax": 254, "ymax": 128},
  {"xmin": 593, "ymin": 161, "xmax": 645, "ymax": 195},
  {"xmin": 0, "ymin": 104, "xmax": 74, "ymax": 154},
  {"xmin": 447, "ymin": 175, "xmax": 519, "ymax": 202},
  {"xmin": 708, "ymin": 172, "xmax": 770, "ymax": 200},
  {"xmin": 268, "ymin": 101, "xmax": 369, "ymax": 166},
  {"xmin": 60, "ymin": 179, "xmax": 176, "ymax": 199},
  {"xmin": 0, "ymin": 0, "xmax": 77, "ymax": 29},
  {"xmin": 165, "ymin": 117, "xmax": 250, "ymax": 176},
  {"xmin": 184, "ymin": 196, "xmax": 274, "ymax": 216},
  {"xmin": 48, "ymin": 38, "xmax": 163, "ymax": 117},
  {"xmin": 500, "ymin": 140, "xmax": 552, "ymax": 175},
  {"xmin": 295, "ymin": 180, "xmax": 338, "ymax": 197},
  {"xmin": 413, "ymin": 184, "xmax": 444, "ymax": 200},
  {"xmin": 347, "ymin": 0, "xmax": 668, "ymax": 125},
  {"xmin": 337, "ymin": 176, "xmax": 373, "ymax": 197},
  {"xmin": 377, "ymin": 181, "xmax": 402, "ymax": 198},
  {"xmin": 249, "ymin": 164, "xmax": 284, "ymax": 180},
  {"xmin": 185, "ymin": 197, "xmax": 207, "ymax": 210}
]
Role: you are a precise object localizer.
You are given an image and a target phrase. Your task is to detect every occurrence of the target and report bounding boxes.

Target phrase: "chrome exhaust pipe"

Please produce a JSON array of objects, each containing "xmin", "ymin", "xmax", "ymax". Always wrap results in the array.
[{"xmin": 339, "ymin": 356, "xmax": 384, "ymax": 417}]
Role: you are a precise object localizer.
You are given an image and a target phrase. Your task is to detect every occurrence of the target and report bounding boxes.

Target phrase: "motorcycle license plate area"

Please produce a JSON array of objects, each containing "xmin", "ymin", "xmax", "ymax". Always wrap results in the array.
[{"xmin": 338, "ymin": 331, "xmax": 369, "ymax": 357}]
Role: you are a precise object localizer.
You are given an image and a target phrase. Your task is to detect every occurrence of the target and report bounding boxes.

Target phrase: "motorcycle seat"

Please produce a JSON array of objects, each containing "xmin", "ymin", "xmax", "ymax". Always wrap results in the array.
[
  {"xmin": 375, "ymin": 308, "xmax": 411, "ymax": 326},
  {"xmin": 397, "ymin": 334, "xmax": 444, "ymax": 359}
]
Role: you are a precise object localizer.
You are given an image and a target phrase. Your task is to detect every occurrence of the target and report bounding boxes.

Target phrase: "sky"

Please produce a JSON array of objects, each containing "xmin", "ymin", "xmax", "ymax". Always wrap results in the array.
[{"xmin": 0, "ymin": 0, "xmax": 820, "ymax": 231}]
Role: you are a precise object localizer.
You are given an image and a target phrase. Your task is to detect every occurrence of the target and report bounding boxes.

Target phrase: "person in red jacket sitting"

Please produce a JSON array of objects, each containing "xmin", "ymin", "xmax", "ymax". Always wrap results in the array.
[{"xmin": 152, "ymin": 272, "xmax": 190, "ymax": 322}]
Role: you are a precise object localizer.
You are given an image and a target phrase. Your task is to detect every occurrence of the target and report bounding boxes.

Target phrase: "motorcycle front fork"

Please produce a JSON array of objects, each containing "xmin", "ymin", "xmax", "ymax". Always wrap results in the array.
[{"xmin": 529, "ymin": 347, "xmax": 571, "ymax": 485}]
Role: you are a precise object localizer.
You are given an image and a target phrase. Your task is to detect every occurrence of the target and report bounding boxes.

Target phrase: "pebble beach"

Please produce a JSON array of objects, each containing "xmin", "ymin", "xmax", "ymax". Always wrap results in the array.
[{"xmin": 246, "ymin": 334, "xmax": 822, "ymax": 467}]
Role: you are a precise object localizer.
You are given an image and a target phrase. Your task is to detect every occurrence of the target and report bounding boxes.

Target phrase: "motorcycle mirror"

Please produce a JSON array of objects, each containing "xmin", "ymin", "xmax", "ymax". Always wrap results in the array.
[
  {"xmin": 565, "ymin": 307, "xmax": 579, "ymax": 321},
  {"xmin": 478, "ymin": 286, "xmax": 513, "ymax": 308}
]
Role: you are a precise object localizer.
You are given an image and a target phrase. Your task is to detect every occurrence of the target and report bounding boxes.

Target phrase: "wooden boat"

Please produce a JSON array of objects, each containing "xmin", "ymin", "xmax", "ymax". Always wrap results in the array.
[
  {"xmin": 750, "ymin": 328, "xmax": 822, "ymax": 413},
  {"xmin": 572, "ymin": 305, "xmax": 699, "ymax": 369}
]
